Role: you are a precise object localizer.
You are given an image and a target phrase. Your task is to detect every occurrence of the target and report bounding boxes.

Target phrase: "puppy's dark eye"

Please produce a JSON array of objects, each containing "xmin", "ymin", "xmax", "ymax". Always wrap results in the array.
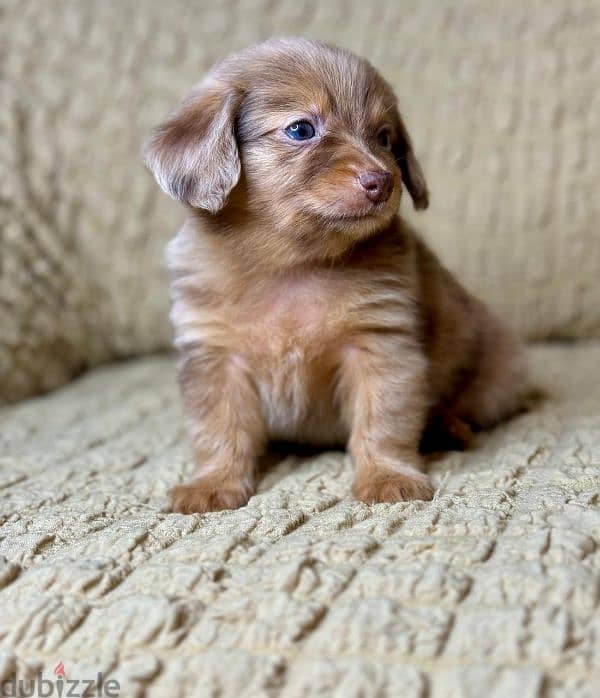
[
  {"xmin": 285, "ymin": 121, "xmax": 315, "ymax": 141},
  {"xmin": 377, "ymin": 128, "xmax": 392, "ymax": 149}
]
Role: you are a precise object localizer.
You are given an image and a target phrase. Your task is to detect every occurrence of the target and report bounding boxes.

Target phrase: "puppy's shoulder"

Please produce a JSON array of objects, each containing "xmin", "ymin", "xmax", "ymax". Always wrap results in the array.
[{"xmin": 166, "ymin": 216, "xmax": 210, "ymax": 273}]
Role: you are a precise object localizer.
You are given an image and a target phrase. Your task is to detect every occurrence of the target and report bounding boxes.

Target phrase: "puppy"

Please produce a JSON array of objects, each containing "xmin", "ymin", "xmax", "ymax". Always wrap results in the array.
[{"xmin": 144, "ymin": 38, "xmax": 527, "ymax": 513}]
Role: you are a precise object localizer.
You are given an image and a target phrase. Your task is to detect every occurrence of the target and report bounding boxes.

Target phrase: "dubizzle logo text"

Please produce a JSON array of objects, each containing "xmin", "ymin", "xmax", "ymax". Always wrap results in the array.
[{"xmin": 0, "ymin": 663, "xmax": 120, "ymax": 697}]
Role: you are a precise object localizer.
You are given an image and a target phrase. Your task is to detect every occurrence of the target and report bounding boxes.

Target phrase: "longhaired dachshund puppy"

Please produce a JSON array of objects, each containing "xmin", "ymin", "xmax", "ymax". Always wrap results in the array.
[{"xmin": 144, "ymin": 38, "xmax": 527, "ymax": 513}]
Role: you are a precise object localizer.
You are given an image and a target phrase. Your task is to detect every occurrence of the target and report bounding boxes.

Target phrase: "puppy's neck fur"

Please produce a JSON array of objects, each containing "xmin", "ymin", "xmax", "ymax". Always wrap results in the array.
[{"xmin": 190, "ymin": 206, "xmax": 402, "ymax": 273}]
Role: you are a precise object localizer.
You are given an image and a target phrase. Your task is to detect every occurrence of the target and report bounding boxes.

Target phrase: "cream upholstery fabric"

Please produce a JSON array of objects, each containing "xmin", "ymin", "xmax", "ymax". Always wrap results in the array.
[
  {"xmin": 0, "ymin": 343, "xmax": 599, "ymax": 695},
  {"xmin": 2, "ymin": 0, "xmax": 599, "ymax": 400},
  {"xmin": 2, "ymin": 5, "xmax": 599, "ymax": 694}
]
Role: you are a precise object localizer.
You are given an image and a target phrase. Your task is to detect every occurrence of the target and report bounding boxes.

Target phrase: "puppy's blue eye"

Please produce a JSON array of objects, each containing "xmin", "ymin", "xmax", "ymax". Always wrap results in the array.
[{"xmin": 285, "ymin": 121, "xmax": 315, "ymax": 140}]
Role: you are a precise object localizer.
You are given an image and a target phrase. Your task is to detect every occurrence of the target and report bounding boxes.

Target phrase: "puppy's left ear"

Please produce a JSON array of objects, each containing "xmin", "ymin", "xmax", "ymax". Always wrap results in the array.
[
  {"xmin": 143, "ymin": 80, "xmax": 242, "ymax": 213},
  {"xmin": 393, "ymin": 115, "xmax": 429, "ymax": 211}
]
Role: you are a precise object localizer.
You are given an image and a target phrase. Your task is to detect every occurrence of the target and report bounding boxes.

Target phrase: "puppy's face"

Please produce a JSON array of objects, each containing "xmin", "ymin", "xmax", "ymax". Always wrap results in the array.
[{"xmin": 145, "ymin": 39, "xmax": 428, "ymax": 262}]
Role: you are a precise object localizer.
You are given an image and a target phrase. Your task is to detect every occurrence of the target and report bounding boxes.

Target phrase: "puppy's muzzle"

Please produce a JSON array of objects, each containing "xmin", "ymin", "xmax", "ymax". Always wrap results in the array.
[{"xmin": 358, "ymin": 170, "xmax": 393, "ymax": 205}]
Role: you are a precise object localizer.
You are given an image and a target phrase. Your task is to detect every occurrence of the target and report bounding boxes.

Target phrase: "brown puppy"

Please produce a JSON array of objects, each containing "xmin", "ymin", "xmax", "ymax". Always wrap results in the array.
[{"xmin": 144, "ymin": 38, "xmax": 527, "ymax": 513}]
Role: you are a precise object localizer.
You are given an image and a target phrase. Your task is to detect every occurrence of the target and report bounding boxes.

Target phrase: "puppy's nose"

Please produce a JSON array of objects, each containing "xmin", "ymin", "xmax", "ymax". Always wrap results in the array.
[{"xmin": 358, "ymin": 170, "xmax": 393, "ymax": 204}]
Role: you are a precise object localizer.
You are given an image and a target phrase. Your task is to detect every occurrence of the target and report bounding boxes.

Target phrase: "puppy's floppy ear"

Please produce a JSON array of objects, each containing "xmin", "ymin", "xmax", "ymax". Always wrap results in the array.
[
  {"xmin": 144, "ymin": 81, "xmax": 241, "ymax": 213},
  {"xmin": 393, "ymin": 114, "xmax": 429, "ymax": 211}
]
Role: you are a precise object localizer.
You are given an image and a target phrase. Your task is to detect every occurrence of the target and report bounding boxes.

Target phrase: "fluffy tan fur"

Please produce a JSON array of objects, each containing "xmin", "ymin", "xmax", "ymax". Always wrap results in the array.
[{"xmin": 144, "ymin": 38, "xmax": 527, "ymax": 513}]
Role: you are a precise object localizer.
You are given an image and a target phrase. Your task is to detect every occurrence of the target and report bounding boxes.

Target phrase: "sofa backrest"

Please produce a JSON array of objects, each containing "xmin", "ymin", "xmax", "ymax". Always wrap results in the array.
[{"xmin": 1, "ymin": 0, "xmax": 598, "ymax": 401}]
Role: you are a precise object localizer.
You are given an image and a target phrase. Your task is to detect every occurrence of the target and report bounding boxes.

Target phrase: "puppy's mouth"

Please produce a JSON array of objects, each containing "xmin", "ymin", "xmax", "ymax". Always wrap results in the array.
[
  {"xmin": 320, "ymin": 212, "xmax": 375, "ymax": 223},
  {"xmin": 317, "ymin": 207, "xmax": 394, "ymax": 229},
  {"xmin": 302, "ymin": 195, "xmax": 398, "ymax": 229}
]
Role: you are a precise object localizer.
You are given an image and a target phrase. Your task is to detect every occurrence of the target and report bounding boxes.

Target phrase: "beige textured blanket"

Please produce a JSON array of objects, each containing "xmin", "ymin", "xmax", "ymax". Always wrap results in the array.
[{"xmin": 0, "ymin": 342, "xmax": 598, "ymax": 696}]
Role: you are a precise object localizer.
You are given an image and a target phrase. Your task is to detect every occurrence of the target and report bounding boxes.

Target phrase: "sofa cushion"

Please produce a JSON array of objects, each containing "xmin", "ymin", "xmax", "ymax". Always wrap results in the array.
[
  {"xmin": 2, "ymin": 0, "xmax": 599, "ymax": 400},
  {"xmin": 0, "ymin": 341, "xmax": 598, "ymax": 694}
]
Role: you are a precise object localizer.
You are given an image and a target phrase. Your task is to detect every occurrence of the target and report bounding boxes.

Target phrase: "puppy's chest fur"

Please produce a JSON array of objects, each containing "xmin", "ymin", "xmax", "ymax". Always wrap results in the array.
[
  {"xmin": 234, "ymin": 272, "xmax": 356, "ymax": 442},
  {"xmin": 169, "ymin": 223, "xmax": 419, "ymax": 443},
  {"xmin": 173, "ymin": 267, "xmax": 410, "ymax": 443}
]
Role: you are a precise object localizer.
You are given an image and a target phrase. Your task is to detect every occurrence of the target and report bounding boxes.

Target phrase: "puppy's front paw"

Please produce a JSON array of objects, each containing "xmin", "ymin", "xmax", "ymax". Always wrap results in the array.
[
  {"xmin": 171, "ymin": 476, "xmax": 252, "ymax": 514},
  {"xmin": 353, "ymin": 468, "xmax": 433, "ymax": 504}
]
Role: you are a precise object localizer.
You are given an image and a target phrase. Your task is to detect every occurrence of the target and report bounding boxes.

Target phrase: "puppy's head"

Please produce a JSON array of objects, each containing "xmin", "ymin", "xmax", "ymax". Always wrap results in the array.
[{"xmin": 145, "ymin": 39, "xmax": 428, "ymax": 261}]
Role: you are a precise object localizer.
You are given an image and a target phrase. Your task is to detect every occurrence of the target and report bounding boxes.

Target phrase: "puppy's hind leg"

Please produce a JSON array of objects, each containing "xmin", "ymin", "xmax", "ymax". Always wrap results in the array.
[
  {"xmin": 451, "ymin": 317, "xmax": 528, "ymax": 430},
  {"xmin": 419, "ymin": 410, "xmax": 474, "ymax": 454},
  {"xmin": 171, "ymin": 349, "xmax": 266, "ymax": 514}
]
